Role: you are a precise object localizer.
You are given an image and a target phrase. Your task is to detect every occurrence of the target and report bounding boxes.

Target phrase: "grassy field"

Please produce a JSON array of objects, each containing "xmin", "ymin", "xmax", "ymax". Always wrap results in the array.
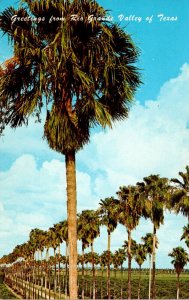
[
  {"xmin": 0, "ymin": 283, "xmax": 18, "ymax": 299},
  {"xmin": 77, "ymin": 270, "xmax": 189, "ymax": 299},
  {"xmin": 0, "ymin": 269, "xmax": 188, "ymax": 299}
]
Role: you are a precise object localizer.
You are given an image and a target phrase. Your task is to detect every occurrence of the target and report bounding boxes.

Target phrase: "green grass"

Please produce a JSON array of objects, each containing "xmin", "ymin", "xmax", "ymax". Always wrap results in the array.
[
  {"xmin": 0, "ymin": 283, "xmax": 18, "ymax": 299},
  {"xmin": 77, "ymin": 270, "xmax": 189, "ymax": 299},
  {"xmin": 1, "ymin": 269, "xmax": 189, "ymax": 299}
]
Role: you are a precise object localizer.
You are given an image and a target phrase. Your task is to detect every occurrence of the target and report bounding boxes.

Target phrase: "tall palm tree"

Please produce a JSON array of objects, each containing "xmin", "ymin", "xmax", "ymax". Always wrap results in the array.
[
  {"xmin": 85, "ymin": 210, "xmax": 100, "ymax": 299},
  {"xmin": 60, "ymin": 220, "xmax": 69, "ymax": 297},
  {"xmin": 112, "ymin": 249, "xmax": 127, "ymax": 299},
  {"xmin": 78, "ymin": 210, "xmax": 100, "ymax": 299},
  {"xmin": 48, "ymin": 224, "xmax": 64, "ymax": 297},
  {"xmin": 98, "ymin": 197, "xmax": 119, "ymax": 299},
  {"xmin": 85, "ymin": 251, "xmax": 100, "ymax": 299},
  {"xmin": 52, "ymin": 221, "xmax": 65, "ymax": 297},
  {"xmin": 134, "ymin": 243, "xmax": 147, "ymax": 300},
  {"xmin": 29, "ymin": 228, "xmax": 44, "ymax": 297},
  {"xmin": 99, "ymin": 250, "xmax": 113, "ymax": 299},
  {"xmin": 168, "ymin": 247, "xmax": 189, "ymax": 299},
  {"xmin": 117, "ymin": 185, "xmax": 143, "ymax": 300},
  {"xmin": 42, "ymin": 230, "xmax": 53, "ymax": 297},
  {"xmin": 0, "ymin": 2, "xmax": 141, "ymax": 297},
  {"xmin": 116, "ymin": 248, "xmax": 127, "ymax": 300},
  {"xmin": 112, "ymin": 252, "xmax": 119, "ymax": 299},
  {"xmin": 141, "ymin": 233, "xmax": 158, "ymax": 300},
  {"xmin": 29, "ymin": 228, "xmax": 43, "ymax": 259},
  {"xmin": 29, "ymin": 228, "xmax": 46, "ymax": 274},
  {"xmin": 78, "ymin": 211, "xmax": 91, "ymax": 300},
  {"xmin": 171, "ymin": 166, "xmax": 189, "ymax": 221},
  {"xmin": 137, "ymin": 175, "xmax": 169, "ymax": 299}
]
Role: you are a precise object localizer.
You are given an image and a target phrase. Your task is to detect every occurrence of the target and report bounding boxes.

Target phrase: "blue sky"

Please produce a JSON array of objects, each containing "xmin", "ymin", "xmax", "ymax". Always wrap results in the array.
[
  {"xmin": 99, "ymin": 0, "xmax": 189, "ymax": 103},
  {"xmin": 0, "ymin": 0, "xmax": 189, "ymax": 268}
]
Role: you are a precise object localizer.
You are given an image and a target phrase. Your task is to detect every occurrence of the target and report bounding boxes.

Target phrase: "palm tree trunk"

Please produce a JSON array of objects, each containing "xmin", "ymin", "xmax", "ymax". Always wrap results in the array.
[
  {"xmin": 127, "ymin": 229, "xmax": 132, "ymax": 300},
  {"xmin": 40, "ymin": 251, "xmax": 43, "ymax": 299},
  {"xmin": 113, "ymin": 268, "xmax": 117, "ymax": 299},
  {"xmin": 32, "ymin": 253, "xmax": 36, "ymax": 300},
  {"xmin": 148, "ymin": 254, "xmax": 152, "ymax": 300},
  {"xmin": 121, "ymin": 264, "xmax": 123, "ymax": 300},
  {"xmin": 107, "ymin": 230, "xmax": 111, "ymax": 299},
  {"xmin": 66, "ymin": 151, "xmax": 78, "ymax": 300},
  {"xmin": 65, "ymin": 241, "xmax": 69, "ymax": 298},
  {"xmin": 45, "ymin": 248, "xmax": 49, "ymax": 300},
  {"xmin": 91, "ymin": 243, "xmax": 96, "ymax": 300},
  {"xmin": 152, "ymin": 226, "xmax": 156, "ymax": 299},
  {"xmin": 32, "ymin": 261, "xmax": 35, "ymax": 299},
  {"xmin": 101, "ymin": 267, "xmax": 104, "ymax": 299},
  {"xmin": 58, "ymin": 245, "xmax": 61, "ymax": 300},
  {"xmin": 37, "ymin": 250, "xmax": 40, "ymax": 286},
  {"xmin": 48, "ymin": 271, "xmax": 51, "ymax": 300},
  {"xmin": 138, "ymin": 265, "xmax": 142, "ymax": 300},
  {"xmin": 177, "ymin": 273, "xmax": 180, "ymax": 300},
  {"xmin": 54, "ymin": 248, "xmax": 57, "ymax": 299},
  {"xmin": 82, "ymin": 244, "xmax": 85, "ymax": 300},
  {"xmin": 29, "ymin": 272, "xmax": 31, "ymax": 299}
]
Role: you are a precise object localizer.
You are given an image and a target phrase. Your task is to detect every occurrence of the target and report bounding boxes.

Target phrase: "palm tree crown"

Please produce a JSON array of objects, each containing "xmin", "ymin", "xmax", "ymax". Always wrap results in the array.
[
  {"xmin": 0, "ymin": 0, "xmax": 141, "ymax": 153},
  {"xmin": 171, "ymin": 166, "xmax": 189, "ymax": 220},
  {"xmin": 169, "ymin": 247, "xmax": 189, "ymax": 273}
]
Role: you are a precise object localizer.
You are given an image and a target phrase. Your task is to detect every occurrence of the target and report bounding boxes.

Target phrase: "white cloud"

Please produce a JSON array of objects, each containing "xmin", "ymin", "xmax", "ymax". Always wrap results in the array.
[
  {"xmin": 78, "ymin": 63, "xmax": 189, "ymax": 198},
  {"xmin": 0, "ymin": 154, "xmax": 98, "ymax": 257}
]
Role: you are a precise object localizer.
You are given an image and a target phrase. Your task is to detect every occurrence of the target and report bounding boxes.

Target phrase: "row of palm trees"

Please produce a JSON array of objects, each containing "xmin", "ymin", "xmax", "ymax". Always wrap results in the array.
[
  {"xmin": 1, "ymin": 242, "xmax": 188, "ymax": 299},
  {"xmin": 1, "ymin": 167, "xmax": 189, "ymax": 299},
  {"xmin": 1, "ymin": 224, "xmax": 188, "ymax": 299}
]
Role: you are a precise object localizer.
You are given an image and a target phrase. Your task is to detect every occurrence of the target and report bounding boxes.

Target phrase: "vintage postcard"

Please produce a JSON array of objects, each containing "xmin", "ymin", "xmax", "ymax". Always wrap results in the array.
[{"xmin": 0, "ymin": 0, "xmax": 189, "ymax": 299}]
